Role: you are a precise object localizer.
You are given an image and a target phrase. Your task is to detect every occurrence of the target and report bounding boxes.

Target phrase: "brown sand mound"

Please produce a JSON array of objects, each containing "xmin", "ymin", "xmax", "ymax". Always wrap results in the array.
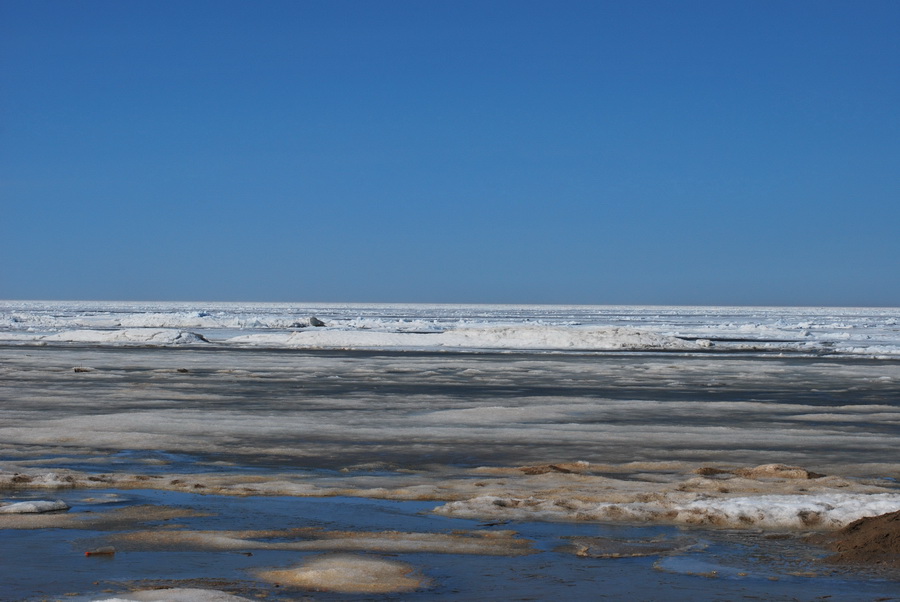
[
  {"xmin": 519, "ymin": 462, "xmax": 589, "ymax": 475},
  {"xmin": 257, "ymin": 554, "xmax": 427, "ymax": 593},
  {"xmin": 732, "ymin": 464, "xmax": 825, "ymax": 479},
  {"xmin": 821, "ymin": 510, "xmax": 900, "ymax": 568}
]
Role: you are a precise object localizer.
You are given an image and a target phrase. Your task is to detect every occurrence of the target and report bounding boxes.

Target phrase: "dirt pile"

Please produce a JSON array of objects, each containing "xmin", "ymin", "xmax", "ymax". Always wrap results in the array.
[{"xmin": 821, "ymin": 510, "xmax": 900, "ymax": 568}]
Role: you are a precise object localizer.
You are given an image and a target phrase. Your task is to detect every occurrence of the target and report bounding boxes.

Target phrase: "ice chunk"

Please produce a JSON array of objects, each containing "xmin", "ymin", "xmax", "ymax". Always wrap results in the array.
[{"xmin": 0, "ymin": 499, "xmax": 69, "ymax": 513}]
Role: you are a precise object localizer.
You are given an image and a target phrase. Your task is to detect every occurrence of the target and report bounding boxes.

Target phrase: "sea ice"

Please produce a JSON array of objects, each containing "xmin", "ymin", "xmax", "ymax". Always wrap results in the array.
[{"xmin": 1, "ymin": 301, "xmax": 897, "ymax": 355}]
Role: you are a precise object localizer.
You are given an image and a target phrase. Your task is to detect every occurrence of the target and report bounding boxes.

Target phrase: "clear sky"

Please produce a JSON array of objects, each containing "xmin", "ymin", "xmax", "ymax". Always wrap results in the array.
[{"xmin": 1, "ymin": 1, "xmax": 898, "ymax": 305}]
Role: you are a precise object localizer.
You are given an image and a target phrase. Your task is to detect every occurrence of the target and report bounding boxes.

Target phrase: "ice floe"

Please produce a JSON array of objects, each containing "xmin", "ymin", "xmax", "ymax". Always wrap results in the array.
[{"xmin": 0, "ymin": 499, "xmax": 69, "ymax": 513}]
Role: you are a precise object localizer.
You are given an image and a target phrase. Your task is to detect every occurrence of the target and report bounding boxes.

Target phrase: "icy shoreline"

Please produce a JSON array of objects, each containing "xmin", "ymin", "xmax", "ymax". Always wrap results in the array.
[
  {"xmin": 3, "ymin": 462, "xmax": 900, "ymax": 532},
  {"xmin": 7, "ymin": 484, "xmax": 897, "ymax": 602}
]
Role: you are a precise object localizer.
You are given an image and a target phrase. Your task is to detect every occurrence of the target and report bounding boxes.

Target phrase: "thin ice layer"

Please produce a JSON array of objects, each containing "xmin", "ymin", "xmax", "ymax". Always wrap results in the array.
[{"xmin": 1, "ymin": 348, "xmax": 897, "ymax": 475}]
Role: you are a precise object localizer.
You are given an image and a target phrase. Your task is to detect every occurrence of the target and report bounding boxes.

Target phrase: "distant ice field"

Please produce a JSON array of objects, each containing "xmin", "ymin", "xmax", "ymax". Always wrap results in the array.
[{"xmin": 1, "ymin": 301, "xmax": 898, "ymax": 356}]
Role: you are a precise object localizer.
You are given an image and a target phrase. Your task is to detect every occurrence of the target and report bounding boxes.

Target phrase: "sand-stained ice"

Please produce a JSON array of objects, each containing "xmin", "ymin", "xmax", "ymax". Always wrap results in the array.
[
  {"xmin": 112, "ymin": 526, "xmax": 534, "ymax": 556},
  {"xmin": 257, "ymin": 554, "xmax": 428, "ymax": 593}
]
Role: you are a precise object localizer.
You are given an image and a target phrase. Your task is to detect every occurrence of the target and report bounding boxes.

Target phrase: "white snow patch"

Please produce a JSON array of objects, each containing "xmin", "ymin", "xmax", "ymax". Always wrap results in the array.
[{"xmin": 0, "ymin": 499, "xmax": 69, "ymax": 513}]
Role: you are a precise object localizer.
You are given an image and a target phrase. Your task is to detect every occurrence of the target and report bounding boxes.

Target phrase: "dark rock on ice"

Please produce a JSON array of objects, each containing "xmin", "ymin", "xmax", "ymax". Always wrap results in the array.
[
  {"xmin": 173, "ymin": 331, "xmax": 210, "ymax": 344},
  {"xmin": 290, "ymin": 316, "xmax": 326, "ymax": 328}
]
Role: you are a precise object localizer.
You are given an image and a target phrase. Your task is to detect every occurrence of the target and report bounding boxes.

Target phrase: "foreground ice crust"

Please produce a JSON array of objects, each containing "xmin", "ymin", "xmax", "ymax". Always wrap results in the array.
[{"xmin": 434, "ymin": 492, "xmax": 900, "ymax": 530}]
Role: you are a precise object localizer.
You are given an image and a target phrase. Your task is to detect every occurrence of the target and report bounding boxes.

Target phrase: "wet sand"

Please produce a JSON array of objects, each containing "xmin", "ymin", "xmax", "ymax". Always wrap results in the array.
[
  {"xmin": 1, "ymin": 346, "xmax": 899, "ymax": 600},
  {"xmin": 816, "ymin": 510, "xmax": 900, "ymax": 568}
]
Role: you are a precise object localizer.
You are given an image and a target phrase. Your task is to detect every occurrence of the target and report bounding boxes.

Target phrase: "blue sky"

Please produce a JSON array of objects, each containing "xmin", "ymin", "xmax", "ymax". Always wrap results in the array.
[{"xmin": 2, "ymin": 1, "xmax": 898, "ymax": 305}]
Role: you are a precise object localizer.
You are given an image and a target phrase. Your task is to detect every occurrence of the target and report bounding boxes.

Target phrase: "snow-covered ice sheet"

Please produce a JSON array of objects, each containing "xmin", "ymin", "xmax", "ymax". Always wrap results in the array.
[{"xmin": 1, "ymin": 301, "xmax": 897, "ymax": 355}]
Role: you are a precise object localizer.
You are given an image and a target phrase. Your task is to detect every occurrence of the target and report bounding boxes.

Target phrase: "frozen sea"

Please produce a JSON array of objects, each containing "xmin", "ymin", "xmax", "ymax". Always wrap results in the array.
[
  {"xmin": 2, "ymin": 300, "xmax": 899, "ymax": 356},
  {"xmin": 1, "ymin": 302, "xmax": 899, "ymax": 600}
]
